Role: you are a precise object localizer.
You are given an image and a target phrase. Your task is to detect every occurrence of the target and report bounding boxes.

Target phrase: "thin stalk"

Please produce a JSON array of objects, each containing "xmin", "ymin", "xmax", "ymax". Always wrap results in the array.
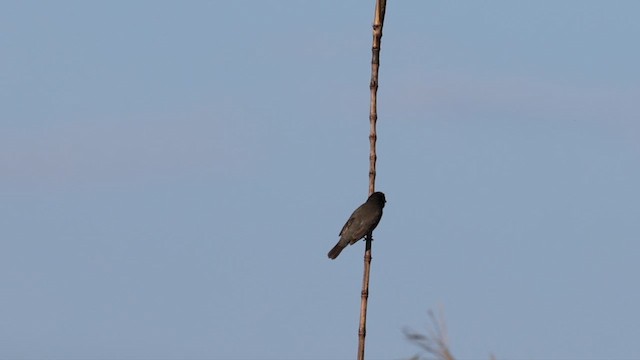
[{"xmin": 357, "ymin": 1, "xmax": 386, "ymax": 359}]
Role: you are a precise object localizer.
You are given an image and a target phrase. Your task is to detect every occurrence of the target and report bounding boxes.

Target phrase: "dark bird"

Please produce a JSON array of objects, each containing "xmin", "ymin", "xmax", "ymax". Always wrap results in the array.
[{"xmin": 328, "ymin": 191, "xmax": 386, "ymax": 259}]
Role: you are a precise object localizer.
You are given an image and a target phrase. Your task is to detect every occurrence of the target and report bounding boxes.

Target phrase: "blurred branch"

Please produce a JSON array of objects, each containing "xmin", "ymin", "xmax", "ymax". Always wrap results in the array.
[{"xmin": 404, "ymin": 310, "xmax": 455, "ymax": 360}]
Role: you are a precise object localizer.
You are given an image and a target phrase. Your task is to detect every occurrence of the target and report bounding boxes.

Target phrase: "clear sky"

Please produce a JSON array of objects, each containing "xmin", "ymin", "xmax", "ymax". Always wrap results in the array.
[{"xmin": 1, "ymin": 1, "xmax": 639, "ymax": 359}]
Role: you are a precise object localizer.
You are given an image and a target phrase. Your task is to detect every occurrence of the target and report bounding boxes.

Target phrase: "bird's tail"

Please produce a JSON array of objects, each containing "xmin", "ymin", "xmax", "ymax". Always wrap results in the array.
[{"xmin": 327, "ymin": 242, "xmax": 345, "ymax": 259}]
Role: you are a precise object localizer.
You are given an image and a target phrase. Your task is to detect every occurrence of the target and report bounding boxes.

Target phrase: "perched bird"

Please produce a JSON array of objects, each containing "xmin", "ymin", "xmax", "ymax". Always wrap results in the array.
[{"xmin": 328, "ymin": 191, "xmax": 386, "ymax": 259}]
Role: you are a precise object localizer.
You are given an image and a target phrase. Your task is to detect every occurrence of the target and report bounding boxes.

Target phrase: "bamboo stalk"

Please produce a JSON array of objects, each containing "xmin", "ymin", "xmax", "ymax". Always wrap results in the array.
[{"xmin": 357, "ymin": 1, "xmax": 386, "ymax": 359}]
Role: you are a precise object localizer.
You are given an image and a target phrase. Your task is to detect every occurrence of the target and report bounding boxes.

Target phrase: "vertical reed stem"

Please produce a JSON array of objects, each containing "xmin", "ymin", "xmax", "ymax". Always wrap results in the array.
[{"xmin": 357, "ymin": 1, "xmax": 386, "ymax": 359}]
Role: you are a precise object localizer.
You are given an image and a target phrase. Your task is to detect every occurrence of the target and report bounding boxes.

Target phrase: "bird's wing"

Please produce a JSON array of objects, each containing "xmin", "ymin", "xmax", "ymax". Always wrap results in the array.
[
  {"xmin": 339, "ymin": 202, "xmax": 368, "ymax": 236},
  {"xmin": 347, "ymin": 217, "xmax": 374, "ymax": 243},
  {"xmin": 339, "ymin": 216, "xmax": 354, "ymax": 236}
]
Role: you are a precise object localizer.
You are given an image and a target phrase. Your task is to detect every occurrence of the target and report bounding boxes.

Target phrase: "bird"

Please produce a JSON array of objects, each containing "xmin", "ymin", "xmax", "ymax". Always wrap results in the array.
[{"xmin": 328, "ymin": 191, "xmax": 386, "ymax": 259}]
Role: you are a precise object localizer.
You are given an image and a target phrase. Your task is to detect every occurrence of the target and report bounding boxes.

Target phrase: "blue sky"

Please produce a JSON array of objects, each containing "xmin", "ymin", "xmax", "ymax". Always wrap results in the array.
[{"xmin": 1, "ymin": 1, "xmax": 639, "ymax": 359}]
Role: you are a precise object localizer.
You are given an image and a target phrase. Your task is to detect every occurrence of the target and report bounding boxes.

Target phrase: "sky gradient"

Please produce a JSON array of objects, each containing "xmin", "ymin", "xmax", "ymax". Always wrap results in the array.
[{"xmin": 2, "ymin": 1, "xmax": 639, "ymax": 359}]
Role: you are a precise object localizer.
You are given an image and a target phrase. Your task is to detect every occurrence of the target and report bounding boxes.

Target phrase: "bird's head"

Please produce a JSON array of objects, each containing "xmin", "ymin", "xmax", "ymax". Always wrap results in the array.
[{"xmin": 368, "ymin": 191, "xmax": 386, "ymax": 207}]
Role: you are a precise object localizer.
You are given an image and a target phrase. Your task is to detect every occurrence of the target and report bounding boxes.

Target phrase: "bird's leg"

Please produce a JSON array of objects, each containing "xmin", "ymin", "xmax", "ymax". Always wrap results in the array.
[{"xmin": 365, "ymin": 233, "xmax": 373, "ymax": 241}]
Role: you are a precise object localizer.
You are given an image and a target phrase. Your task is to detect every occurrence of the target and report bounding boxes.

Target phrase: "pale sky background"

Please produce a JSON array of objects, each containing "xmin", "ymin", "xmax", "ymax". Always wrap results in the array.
[{"xmin": 1, "ymin": 1, "xmax": 640, "ymax": 360}]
